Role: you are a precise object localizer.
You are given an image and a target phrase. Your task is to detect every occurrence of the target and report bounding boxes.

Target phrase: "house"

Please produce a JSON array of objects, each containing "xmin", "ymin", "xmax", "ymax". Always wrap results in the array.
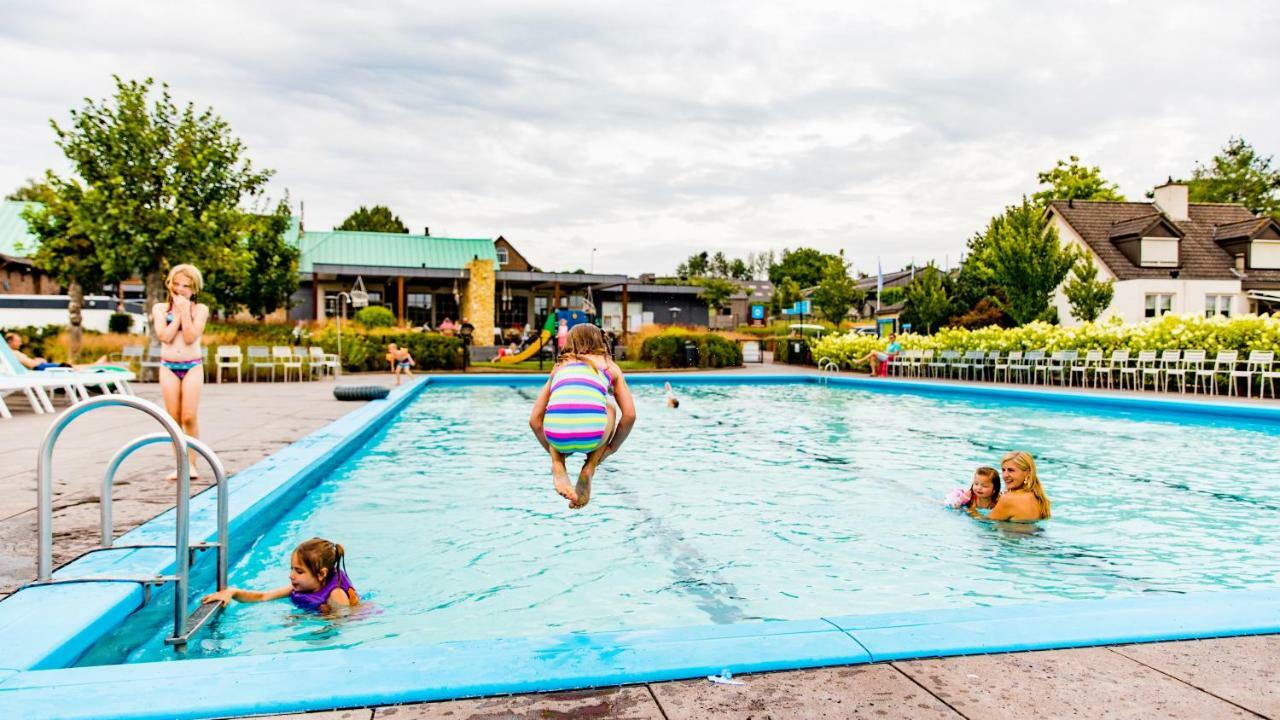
[
  {"xmin": 711, "ymin": 279, "xmax": 772, "ymax": 329},
  {"xmin": 1046, "ymin": 182, "xmax": 1280, "ymax": 325}
]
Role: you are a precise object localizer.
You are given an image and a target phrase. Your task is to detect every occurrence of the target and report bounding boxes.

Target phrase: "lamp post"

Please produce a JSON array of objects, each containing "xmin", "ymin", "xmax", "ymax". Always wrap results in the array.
[{"xmin": 335, "ymin": 291, "xmax": 351, "ymax": 374}]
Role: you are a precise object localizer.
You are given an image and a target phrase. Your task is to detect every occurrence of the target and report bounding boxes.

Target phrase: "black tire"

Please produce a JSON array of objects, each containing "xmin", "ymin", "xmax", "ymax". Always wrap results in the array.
[{"xmin": 332, "ymin": 385, "xmax": 391, "ymax": 401}]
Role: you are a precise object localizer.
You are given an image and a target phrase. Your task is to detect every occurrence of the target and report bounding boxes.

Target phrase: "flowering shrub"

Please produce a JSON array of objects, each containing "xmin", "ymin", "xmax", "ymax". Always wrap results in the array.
[{"xmin": 811, "ymin": 314, "xmax": 1280, "ymax": 369}]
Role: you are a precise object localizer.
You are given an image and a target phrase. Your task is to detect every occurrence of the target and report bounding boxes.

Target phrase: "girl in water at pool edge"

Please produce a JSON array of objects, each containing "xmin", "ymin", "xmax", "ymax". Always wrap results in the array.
[
  {"xmin": 529, "ymin": 323, "xmax": 637, "ymax": 509},
  {"xmin": 202, "ymin": 538, "xmax": 359, "ymax": 614}
]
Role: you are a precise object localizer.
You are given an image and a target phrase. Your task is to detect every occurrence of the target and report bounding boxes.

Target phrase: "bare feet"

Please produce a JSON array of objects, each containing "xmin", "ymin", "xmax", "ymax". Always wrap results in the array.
[
  {"xmin": 164, "ymin": 471, "xmax": 200, "ymax": 482},
  {"xmin": 570, "ymin": 464, "xmax": 596, "ymax": 509},
  {"xmin": 552, "ymin": 458, "xmax": 577, "ymax": 504}
]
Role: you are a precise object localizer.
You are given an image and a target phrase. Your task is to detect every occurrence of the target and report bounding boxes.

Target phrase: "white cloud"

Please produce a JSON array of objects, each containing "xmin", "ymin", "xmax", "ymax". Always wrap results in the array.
[{"xmin": 1, "ymin": 0, "xmax": 1278, "ymax": 277}]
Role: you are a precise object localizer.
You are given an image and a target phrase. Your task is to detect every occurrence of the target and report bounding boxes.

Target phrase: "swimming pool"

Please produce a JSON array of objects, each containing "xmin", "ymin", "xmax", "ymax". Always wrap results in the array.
[{"xmin": 3, "ymin": 374, "xmax": 1280, "ymax": 719}]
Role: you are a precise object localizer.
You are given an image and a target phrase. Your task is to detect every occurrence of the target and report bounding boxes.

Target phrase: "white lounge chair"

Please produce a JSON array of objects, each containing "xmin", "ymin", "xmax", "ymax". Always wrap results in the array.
[
  {"xmin": 1195, "ymin": 350, "xmax": 1238, "ymax": 395},
  {"xmin": 1232, "ymin": 351, "xmax": 1273, "ymax": 397},
  {"xmin": 1070, "ymin": 350, "xmax": 1103, "ymax": 387},
  {"xmin": 1166, "ymin": 350, "xmax": 1203, "ymax": 394},
  {"xmin": 0, "ymin": 341, "xmax": 134, "ymax": 409},
  {"xmin": 215, "ymin": 345, "xmax": 243, "ymax": 383}
]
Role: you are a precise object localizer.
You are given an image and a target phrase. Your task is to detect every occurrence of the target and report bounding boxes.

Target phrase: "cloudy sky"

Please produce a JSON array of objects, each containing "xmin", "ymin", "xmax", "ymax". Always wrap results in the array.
[{"xmin": 2, "ymin": 1, "xmax": 1278, "ymax": 277}]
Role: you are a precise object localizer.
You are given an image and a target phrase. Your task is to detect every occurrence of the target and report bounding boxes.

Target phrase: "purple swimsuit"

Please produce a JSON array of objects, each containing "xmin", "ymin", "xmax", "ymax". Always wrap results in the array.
[{"xmin": 290, "ymin": 569, "xmax": 357, "ymax": 612}]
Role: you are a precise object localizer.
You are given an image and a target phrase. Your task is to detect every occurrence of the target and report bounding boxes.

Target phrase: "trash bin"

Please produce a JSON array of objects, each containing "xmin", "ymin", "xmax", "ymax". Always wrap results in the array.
[
  {"xmin": 788, "ymin": 340, "xmax": 811, "ymax": 365},
  {"xmin": 683, "ymin": 340, "xmax": 700, "ymax": 367}
]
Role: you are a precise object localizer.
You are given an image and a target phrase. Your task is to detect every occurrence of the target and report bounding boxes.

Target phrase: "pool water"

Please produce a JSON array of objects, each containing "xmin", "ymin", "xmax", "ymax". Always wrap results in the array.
[{"xmin": 78, "ymin": 382, "xmax": 1280, "ymax": 665}]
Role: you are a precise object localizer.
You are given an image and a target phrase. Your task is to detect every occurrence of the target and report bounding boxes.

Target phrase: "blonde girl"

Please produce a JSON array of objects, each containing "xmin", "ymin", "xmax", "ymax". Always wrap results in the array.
[
  {"xmin": 529, "ymin": 323, "xmax": 637, "ymax": 509},
  {"xmin": 987, "ymin": 451, "xmax": 1052, "ymax": 522},
  {"xmin": 151, "ymin": 264, "xmax": 209, "ymax": 481}
]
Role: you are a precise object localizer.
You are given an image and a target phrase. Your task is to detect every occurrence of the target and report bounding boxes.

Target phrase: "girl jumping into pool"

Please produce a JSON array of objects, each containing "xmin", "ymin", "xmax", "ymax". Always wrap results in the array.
[
  {"xmin": 529, "ymin": 323, "xmax": 637, "ymax": 509},
  {"xmin": 202, "ymin": 537, "xmax": 359, "ymax": 614},
  {"xmin": 151, "ymin": 264, "xmax": 208, "ymax": 481}
]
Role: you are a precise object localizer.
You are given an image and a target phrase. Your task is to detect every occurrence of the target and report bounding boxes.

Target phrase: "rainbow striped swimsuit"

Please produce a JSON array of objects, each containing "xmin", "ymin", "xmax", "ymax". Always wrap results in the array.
[{"xmin": 544, "ymin": 361, "xmax": 612, "ymax": 455}]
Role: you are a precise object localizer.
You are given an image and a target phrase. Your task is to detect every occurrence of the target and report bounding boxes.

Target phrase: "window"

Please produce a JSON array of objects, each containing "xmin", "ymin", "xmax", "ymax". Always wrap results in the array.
[
  {"xmin": 495, "ymin": 247, "xmax": 510, "ymax": 265},
  {"xmin": 406, "ymin": 292, "xmax": 432, "ymax": 326},
  {"xmin": 1253, "ymin": 240, "xmax": 1280, "ymax": 269},
  {"xmin": 497, "ymin": 295, "xmax": 528, "ymax": 329},
  {"xmin": 1140, "ymin": 238, "xmax": 1178, "ymax": 267},
  {"xmin": 1145, "ymin": 293, "xmax": 1173, "ymax": 318},
  {"xmin": 434, "ymin": 292, "xmax": 459, "ymax": 324},
  {"xmin": 1205, "ymin": 294, "xmax": 1232, "ymax": 318}
]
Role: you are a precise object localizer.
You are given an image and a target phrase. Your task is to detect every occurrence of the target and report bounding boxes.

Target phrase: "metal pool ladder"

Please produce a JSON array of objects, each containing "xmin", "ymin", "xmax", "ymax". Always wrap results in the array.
[{"xmin": 32, "ymin": 394, "xmax": 229, "ymax": 648}]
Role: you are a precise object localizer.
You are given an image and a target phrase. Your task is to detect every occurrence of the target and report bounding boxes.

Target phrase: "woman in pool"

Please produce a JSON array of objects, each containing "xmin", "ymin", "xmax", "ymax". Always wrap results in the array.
[
  {"xmin": 985, "ymin": 451, "xmax": 1051, "ymax": 521},
  {"xmin": 529, "ymin": 323, "xmax": 637, "ymax": 509},
  {"xmin": 151, "ymin": 264, "xmax": 208, "ymax": 481},
  {"xmin": 202, "ymin": 537, "xmax": 359, "ymax": 614}
]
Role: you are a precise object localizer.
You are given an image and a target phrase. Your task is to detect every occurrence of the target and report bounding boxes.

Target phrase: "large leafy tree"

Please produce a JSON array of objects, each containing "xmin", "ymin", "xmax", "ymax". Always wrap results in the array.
[
  {"xmin": 809, "ymin": 253, "xmax": 864, "ymax": 323},
  {"xmin": 695, "ymin": 276, "xmax": 740, "ymax": 313},
  {"xmin": 336, "ymin": 205, "xmax": 409, "ymax": 233},
  {"xmin": 23, "ymin": 182, "xmax": 102, "ymax": 359},
  {"xmin": 7, "ymin": 179, "xmax": 56, "ymax": 203},
  {"xmin": 768, "ymin": 247, "xmax": 836, "ymax": 288},
  {"xmin": 31, "ymin": 76, "xmax": 273, "ymax": 311},
  {"xmin": 1032, "ymin": 155, "xmax": 1126, "ymax": 206},
  {"xmin": 901, "ymin": 264, "xmax": 951, "ymax": 334},
  {"xmin": 769, "ymin": 277, "xmax": 802, "ymax": 317},
  {"xmin": 676, "ymin": 251, "xmax": 709, "ymax": 278},
  {"xmin": 1185, "ymin": 137, "xmax": 1280, "ymax": 217},
  {"xmin": 967, "ymin": 198, "xmax": 1077, "ymax": 325},
  {"xmin": 1062, "ymin": 254, "xmax": 1114, "ymax": 323},
  {"xmin": 202, "ymin": 200, "xmax": 300, "ymax": 319}
]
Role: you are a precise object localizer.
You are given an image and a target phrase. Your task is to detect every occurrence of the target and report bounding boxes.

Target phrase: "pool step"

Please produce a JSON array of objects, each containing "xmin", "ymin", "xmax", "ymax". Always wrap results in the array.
[{"xmin": 167, "ymin": 601, "xmax": 222, "ymax": 647}]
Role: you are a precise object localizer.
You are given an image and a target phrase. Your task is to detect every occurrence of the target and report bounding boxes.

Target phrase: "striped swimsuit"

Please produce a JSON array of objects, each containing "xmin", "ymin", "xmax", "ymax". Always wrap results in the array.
[{"xmin": 543, "ymin": 360, "xmax": 612, "ymax": 455}]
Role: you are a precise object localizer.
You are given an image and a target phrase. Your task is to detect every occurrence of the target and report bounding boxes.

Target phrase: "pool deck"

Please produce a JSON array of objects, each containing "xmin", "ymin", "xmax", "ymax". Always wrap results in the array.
[{"xmin": 1, "ymin": 365, "xmax": 1277, "ymax": 719}]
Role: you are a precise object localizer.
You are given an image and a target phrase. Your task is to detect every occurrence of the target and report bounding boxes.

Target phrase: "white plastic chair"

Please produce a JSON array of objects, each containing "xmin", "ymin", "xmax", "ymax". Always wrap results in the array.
[
  {"xmin": 247, "ymin": 345, "xmax": 274, "ymax": 382},
  {"xmin": 1232, "ymin": 351, "xmax": 1273, "ymax": 397},
  {"xmin": 272, "ymin": 346, "xmax": 303, "ymax": 382},
  {"xmin": 1146, "ymin": 350, "xmax": 1180, "ymax": 392},
  {"xmin": 1195, "ymin": 350, "xmax": 1238, "ymax": 395},
  {"xmin": 216, "ymin": 346, "xmax": 242, "ymax": 383},
  {"xmin": 1167, "ymin": 350, "xmax": 1203, "ymax": 394},
  {"xmin": 1070, "ymin": 350, "xmax": 1102, "ymax": 387},
  {"xmin": 308, "ymin": 346, "xmax": 340, "ymax": 380}
]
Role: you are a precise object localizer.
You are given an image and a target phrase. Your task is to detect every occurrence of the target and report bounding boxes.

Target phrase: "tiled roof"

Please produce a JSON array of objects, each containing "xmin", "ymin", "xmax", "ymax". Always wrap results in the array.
[
  {"xmin": 1212, "ymin": 217, "xmax": 1272, "ymax": 242},
  {"xmin": 1047, "ymin": 200, "xmax": 1280, "ymax": 285},
  {"xmin": 298, "ymin": 230, "xmax": 498, "ymax": 273},
  {"xmin": 1107, "ymin": 212, "xmax": 1180, "ymax": 240},
  {"xmin": 0, "ymin": 201, "xmax": 40, "ymax": 258}
]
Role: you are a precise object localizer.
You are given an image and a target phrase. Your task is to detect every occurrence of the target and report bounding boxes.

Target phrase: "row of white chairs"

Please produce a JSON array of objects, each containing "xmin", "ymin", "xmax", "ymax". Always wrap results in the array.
[
  {"xmin": 112, "ymin": 344, "xmax": 339, "ymax": 383},
  {"xmin": 888, "ymin": 349, "xmax": 1280, "ymax": 397}
]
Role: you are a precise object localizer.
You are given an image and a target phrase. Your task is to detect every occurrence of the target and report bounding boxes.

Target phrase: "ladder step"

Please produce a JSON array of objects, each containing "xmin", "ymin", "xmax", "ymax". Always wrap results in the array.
[{"xmin": 166, "ymin": 600, "xmax": 222, "ymax": 646}]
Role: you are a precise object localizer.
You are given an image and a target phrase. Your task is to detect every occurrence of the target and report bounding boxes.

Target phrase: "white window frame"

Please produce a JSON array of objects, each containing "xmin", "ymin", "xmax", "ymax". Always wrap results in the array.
[
  {"xmin": 1205, "ymin": 294, "xmax": 1232, "ymax": 318},
  {"xmin": 1145, "ymin": 293, "xmax": 1174, "ymax": 318},
  {"xmin": 495, "ymin": 247, "xmax": 510, "ymax": 265},
  {"xmin": 1139, "ymin": 237, "xmax": 1179, "ymax": 268}
]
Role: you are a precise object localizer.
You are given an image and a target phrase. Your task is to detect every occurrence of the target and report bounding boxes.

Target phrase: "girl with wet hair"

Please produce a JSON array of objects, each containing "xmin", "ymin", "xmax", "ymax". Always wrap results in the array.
[{"xmin": 202, "ymin": 537, "xmax": 359, "ymax": 614}]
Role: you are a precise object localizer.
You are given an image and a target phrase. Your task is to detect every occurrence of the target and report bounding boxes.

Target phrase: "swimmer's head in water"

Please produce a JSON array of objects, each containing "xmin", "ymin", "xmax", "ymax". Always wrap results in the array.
[
  {"xmin": 292, "ymin": 537, "xmax": 346, "ymax": 591},
  {"xmin": 668, "ymin": 397, "xmax": 680, "ymax": 408}
]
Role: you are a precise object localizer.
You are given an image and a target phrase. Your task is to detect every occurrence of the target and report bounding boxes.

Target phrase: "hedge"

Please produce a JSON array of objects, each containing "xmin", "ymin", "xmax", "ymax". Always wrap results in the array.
[
  {"xmin": 811, "ymin": 314, "xmax": 1280, "ymax": 370},
  {"xmin": 639, "ymin": 329, "xmax": 743, "ymax": 368},
  {"xmin": 312, "ymin": 326, "xmax": 464, "ymax": 371}
]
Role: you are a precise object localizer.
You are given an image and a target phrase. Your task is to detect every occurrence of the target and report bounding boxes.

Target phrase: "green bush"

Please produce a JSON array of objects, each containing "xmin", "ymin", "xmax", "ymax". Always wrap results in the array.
[
  {"xmin": 312, "ymin": 325, "xmax": 463, "ymax": 371},
  {"xmin": 354, "ymin": 306, "xmax": 396, "ymax": 328},
  {"xmin": 639, "ymin": 329, "xmax": 742, "ymax": 368},
  {"xmin": 811, "ymin": 313, "xmax": 1280, "ymax": 370},
  {"xmin": 206, "ymin": 321, "xmax": 296, "ymax": 345},
  {"xmin": 108, "ymin": 313, "xmax": 133, "ymax": 334},
  {"xmin": 878, "ymin": 287, "xmax": 905, "ymax": 306}
]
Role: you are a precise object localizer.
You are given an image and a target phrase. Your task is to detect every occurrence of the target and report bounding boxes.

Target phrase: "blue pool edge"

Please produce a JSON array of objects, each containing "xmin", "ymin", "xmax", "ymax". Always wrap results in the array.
[{"xmin": 1, "ymin": 371, "xmax": 1278, "ymax": 719}]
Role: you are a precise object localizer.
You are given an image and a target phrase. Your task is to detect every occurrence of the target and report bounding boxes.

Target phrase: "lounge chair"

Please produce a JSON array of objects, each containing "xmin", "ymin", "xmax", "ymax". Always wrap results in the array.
[
  {"xmin": 1070, "ymin": 350, "xmax": 1103, "ymax": 387},
  {"xmin": 1232, "ymin": 351, "xmax": 1273, "ymax": 397},
  {"xmin": 1195, "ymin": 350, "xmax": 1238, "ymax": 395},
  {"xmin": 0, "ymin": 341, "xmax": 134, "ymax": 408},
  {"xmin": 1103, "ymin": 350, "xmax": 1130, "ymax": 389},
  {"xmin": 1165, "ymin": 350, "xmax": 1203, "ymax": 394}
]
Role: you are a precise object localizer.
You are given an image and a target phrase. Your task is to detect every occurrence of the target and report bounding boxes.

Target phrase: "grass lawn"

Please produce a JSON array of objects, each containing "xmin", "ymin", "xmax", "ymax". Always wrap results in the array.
[{"xmin": 469, "ymin": 359, "xmax": 656, "ymax": 373}]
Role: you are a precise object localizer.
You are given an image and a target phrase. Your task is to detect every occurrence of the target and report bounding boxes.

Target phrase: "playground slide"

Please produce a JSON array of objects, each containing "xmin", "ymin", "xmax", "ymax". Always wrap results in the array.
[{"xmin": 496, "ymin": 330, "xmax": 552, "ymax": 363}]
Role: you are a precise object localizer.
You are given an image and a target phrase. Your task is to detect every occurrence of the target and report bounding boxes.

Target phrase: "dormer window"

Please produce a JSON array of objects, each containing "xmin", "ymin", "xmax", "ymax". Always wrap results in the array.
[
  {"xmin": 1213, "ymin": 217, "xmax": 1280, "ymax": 270},
  {"xmin": 1139, "ymin": 237, "xmax": 1179, "ymax": 267},
  {"xmin": 1253, "ymin": 240, "xmax": 1280, "ymax": 269},
  {"xmin": 496, "ymin": 246, "xmax": 509, "ymax": 265}
]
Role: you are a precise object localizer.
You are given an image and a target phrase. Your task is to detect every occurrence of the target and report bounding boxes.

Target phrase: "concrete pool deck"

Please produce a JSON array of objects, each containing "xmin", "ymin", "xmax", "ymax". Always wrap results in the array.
[{"xmin": 1, "ymin": 366, "xmax": 1277, "ymax": 719}]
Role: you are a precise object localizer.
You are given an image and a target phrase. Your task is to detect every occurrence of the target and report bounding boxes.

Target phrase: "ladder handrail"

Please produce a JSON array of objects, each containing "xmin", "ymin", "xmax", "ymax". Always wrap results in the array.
[
  {"xmin": 102, "ymin": 432, "xmax": 229, "ymax": 592},
  {"xmin": 37, "ymin": 395, "xmax": 192, "ymax": 648}
]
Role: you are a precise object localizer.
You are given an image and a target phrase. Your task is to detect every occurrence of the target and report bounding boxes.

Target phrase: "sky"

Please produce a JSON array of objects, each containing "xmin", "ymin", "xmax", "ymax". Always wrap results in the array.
[{"xmin": 2, "ymin": 1, "xmax": 1279, "ymax": 278}]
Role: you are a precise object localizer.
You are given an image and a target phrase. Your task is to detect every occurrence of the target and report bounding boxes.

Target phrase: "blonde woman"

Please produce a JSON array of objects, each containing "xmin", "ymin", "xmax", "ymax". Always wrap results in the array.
[
  {"xmin": 987, "ymin": 451, "xmax": 1052, "ymax": 521},
  {"xmin": 151, "ymin": 264, "xmax": 209, "ymax": 481}
]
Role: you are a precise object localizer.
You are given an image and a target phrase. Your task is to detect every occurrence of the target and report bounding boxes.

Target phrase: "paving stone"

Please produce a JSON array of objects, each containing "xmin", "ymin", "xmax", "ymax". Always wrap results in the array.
[
  {"xmin": 894, "ymin": 646, "xmax": 1256, "ymax": 719},
  {"xmin": 370, "ymin": 686, "xmax": 663, "ymax": 719},
  {"xmin": 237, "ymin": 710, "xmax": 372, "ymax": 720},
  {"xmin": 1112, "ymin": 636, "xmax": 1280, "ymax": 718},
  {"xmin": 649, "ymin": 664, "xmax": 960, "ymax": 719}
]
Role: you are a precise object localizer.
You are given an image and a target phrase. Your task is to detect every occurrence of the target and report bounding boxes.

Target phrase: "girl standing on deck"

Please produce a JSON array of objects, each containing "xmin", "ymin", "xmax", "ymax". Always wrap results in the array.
[
  {"xmin": 529, "ymin": 323, "xmax": 637, "ymax": 509},
  {"xmin": 151, "ymin": 264, "xmax": 208, "ymax": 481}
]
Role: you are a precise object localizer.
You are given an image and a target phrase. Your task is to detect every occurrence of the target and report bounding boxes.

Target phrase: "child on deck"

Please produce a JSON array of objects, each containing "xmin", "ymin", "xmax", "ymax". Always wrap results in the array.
[
  {"xmin": 385, "ymin": 343, "xmax": 414, "ymax": 385},
  {"xmin": 202, "ymin": 538, "xmax": 359, "ymax": 614},
  {"xmin": 530, "ymin": 324, "xmax": 637, "ymax": 509}
]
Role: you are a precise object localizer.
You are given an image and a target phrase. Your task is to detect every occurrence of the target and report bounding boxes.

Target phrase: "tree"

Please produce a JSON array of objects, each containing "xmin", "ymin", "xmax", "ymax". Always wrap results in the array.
[
  {"xmin": 747, "ymin": 250, "xmax": 774, "ymax": 281},
  {"xmin": 728, "ymin": 257, "xmax": 751, "ymax": 280},
  {"xmin": 901, "ymin": 264, "xmax": 951, "ymax": 334},
  {"xmin": 676, "ymin": 251, "xmax": 709, "ymax": 278},
  {"xmin": 1062, "ymin": 253, "xmax": 1114, "ymax": 323},
  {"xmin": 204, "ymin": 200, "xmax": 300, "ymax": 319},
  {"xmin": 6, "ymin": 179, "xmax": 56, "ymax": 203},
  {"xmin": 695, "ymin": 276, "xmax": 740, "ymax": 313},
  {"xmin": 24, "ymin": 181, "xmax": 102, "ymax": 359},
  {"xmin": 809, "ymin": 254, "xmax": 865, "ymax": 323},
  {"xmin": 768, "ymin": 247, "xmax": 835, "ymax": 288},
  {"xmin": 968, "ymin": 198, "xmax": 1077, "ymax": 325},
  {"xmin": 1186, "ymin": 137, "xmax": 1280, "ymax": 217},
  {"xmin": 33, "ymin": 76, "xmax": 273, "ymax": 312},
  {"xmin": 770, "ymin": 277, "xmax": 802, "ymax": 317},
  {"xmin": 336, "ymin": 205, "xmax": 410, "ymax": 233},
  {"xmin": 1032, "ymin": 155, "xmax": 1126, "ymax": 207}
]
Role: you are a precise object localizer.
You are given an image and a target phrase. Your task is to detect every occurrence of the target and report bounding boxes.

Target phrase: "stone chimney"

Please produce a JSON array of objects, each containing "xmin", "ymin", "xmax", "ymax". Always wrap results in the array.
[{"xmin": 1152, "ymin": 180, "xmax": 1189, "ymax": 221}]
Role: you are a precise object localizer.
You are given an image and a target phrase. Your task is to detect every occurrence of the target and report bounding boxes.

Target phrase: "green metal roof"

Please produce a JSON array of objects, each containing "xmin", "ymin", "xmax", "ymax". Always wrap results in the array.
[
  {"xmin": 0, "ymin": 201, "xmax": 40, "ymax": 258},
  {"xmin": 297, "ymin": 230, "xmax": 498, "ymax": 273}
]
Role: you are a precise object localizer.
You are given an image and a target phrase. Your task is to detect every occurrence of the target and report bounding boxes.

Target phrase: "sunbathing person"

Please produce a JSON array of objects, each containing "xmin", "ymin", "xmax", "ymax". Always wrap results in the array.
[{"xmin": 5, "ymin": 332, "xmax": 122, "ymax": 371}]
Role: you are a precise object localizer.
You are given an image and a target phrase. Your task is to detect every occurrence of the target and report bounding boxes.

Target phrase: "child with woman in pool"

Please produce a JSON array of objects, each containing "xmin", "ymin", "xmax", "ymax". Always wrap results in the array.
[
  {"xmin": 529, "ymin": 323, "xmax": 637, "ymax": 509},
  {"xmin": 202, "ymin": 537, "xmax": 359, "ymax": 614},
  {"xmin": 945, "ymin": 466, "xmax": 1000, "ymax": 513}
]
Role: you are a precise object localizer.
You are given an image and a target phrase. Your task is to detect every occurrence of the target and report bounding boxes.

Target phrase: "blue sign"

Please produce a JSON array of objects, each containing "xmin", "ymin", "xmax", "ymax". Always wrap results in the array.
[
  {"xmin": 750, "ymin": 304, "xmax": 765, "ymax": 320},
  {"xmin": 787, "ymin": 300, "xmax": 811, "ymax": 315}
]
